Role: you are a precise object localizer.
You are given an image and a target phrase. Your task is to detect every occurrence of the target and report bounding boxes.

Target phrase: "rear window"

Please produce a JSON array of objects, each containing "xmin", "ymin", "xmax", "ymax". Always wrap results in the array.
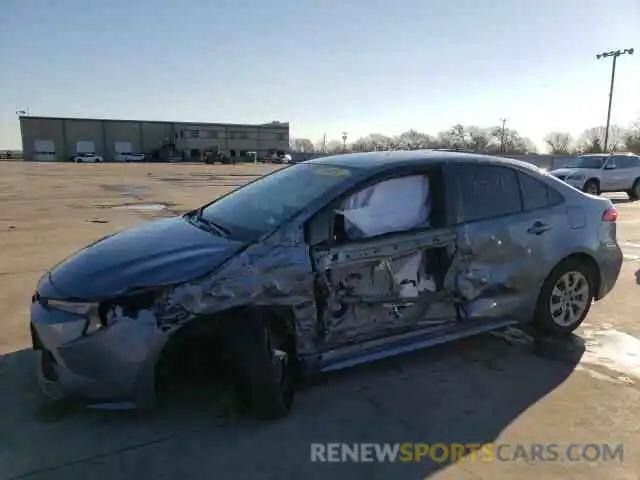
[
  {"xmin": 452, "ymin": 164, "xmax": 522, "ymax": 223},
  {"xmin": 518, "ymin": 172, "xmax": 564, "ymax": 211},
  {"xmin": 565, "ymin": 156, "xmax": 606, "ymax": 169}
]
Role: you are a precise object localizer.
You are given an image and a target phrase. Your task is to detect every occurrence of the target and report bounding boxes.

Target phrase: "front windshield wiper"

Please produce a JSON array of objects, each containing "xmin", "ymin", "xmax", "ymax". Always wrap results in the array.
[{"xmin": 185, "ymin": 208, "xmax": 231, "ymax": 237}]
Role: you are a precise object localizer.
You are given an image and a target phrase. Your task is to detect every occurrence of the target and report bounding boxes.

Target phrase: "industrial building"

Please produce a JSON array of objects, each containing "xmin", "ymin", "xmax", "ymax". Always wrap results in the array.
[{"xmin": 19, "ymin": 116, "xmax": 290, "ymax": 162}]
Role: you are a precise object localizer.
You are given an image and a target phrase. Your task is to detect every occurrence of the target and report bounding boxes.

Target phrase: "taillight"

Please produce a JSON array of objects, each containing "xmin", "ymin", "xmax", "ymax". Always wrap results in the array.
[{"xmin": 602, "ymin": 206, "xmax": 618, "ymax": 222}]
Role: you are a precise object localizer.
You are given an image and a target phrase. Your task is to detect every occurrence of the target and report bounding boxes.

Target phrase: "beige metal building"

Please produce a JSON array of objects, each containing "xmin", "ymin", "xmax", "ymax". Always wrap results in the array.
[{"xmin": 19, "ymin": 116, "xmax": 290, "ymax": 162}]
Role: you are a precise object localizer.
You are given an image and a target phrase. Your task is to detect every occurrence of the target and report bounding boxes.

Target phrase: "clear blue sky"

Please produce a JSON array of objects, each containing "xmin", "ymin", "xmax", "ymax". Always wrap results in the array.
[{"xmin": 1, "ymin": 0, "xmax": 638, "ymax": 151}]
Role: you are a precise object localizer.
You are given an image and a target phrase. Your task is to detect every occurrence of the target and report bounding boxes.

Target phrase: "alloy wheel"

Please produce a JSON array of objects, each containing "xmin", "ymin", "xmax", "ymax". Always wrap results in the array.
[{"xmin": 549, "ymin": 270, "xmax": 590, "ymax": 327}]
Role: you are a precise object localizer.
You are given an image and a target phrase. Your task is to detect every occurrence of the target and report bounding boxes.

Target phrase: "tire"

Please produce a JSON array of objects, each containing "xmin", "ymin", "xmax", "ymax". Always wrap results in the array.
[
  {"xmin": 226, "ymin": 315, "xmax": 295, "ymax": 420},
  {"xmin": 582, "ymin": 180, "xmax": 600, "ymax": 195},
  {"xmin": 628, "ymin": 179, "xmax": 640, "ymax": 201},
  {"xmin": 532, "ymin": 258, "xmax": 596, "ymax": 337}
]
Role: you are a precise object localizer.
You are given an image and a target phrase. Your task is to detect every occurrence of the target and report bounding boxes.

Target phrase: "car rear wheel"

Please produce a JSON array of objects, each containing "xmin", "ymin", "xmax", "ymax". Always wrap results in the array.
[
  {"xmin": 533, "ymin": 258, "xmax": 596, "ymax": 336},
  {"xmin": 582, "ymin": 180, "xmax": 600, "ymax": 195},
  {"xmin": 628, "ymin": 179, "xmax": 640, "ymax": 201}
]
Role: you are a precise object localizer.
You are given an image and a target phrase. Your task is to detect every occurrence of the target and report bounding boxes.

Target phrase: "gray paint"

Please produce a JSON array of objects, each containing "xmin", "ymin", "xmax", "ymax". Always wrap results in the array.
[{"xmin": 29, "ymin": 151, "xmax": 623, "ymax": 410}]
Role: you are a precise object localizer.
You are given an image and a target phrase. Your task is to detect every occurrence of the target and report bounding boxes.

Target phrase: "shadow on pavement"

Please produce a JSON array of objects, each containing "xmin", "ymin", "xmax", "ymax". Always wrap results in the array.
[{"xmin": 0, "ymin": 332, "xmax": 584, "ymax": 480}]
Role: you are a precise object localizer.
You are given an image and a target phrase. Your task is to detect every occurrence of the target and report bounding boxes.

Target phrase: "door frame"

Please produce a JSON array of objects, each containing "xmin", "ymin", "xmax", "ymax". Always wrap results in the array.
[{"xmin": 305, "ymin": 164, "xmax": 455, "ymax": 347}]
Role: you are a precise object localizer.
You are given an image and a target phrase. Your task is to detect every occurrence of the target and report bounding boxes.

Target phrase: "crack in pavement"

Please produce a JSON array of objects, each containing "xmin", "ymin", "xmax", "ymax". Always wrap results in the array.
[
  {"xmin": 5, "ymin": 420, "xmax": 233, "ymax": 480},
  {"xmin": 5, "ymin": 435, "xmax": 182, "ymax": 480}
]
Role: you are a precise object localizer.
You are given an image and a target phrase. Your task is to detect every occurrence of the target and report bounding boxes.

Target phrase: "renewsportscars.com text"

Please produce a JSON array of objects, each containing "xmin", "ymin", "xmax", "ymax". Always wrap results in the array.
[{"xmin": 310, "ymin": 443, "xmax": 624, "ymax": 463}]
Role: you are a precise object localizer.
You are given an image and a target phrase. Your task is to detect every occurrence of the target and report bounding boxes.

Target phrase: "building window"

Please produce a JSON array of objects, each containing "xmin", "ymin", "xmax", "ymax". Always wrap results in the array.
[
  {"xmin": 228, "ymin": 132, "xmax": 236, "ymax": 140},
  {"xmin": 277, "ymin": 133, "xmax": 286, "ymax": 141}
]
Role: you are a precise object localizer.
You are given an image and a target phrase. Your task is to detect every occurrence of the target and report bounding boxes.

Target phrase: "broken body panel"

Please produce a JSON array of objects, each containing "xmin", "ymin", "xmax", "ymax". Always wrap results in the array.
[{"xmin": 30, "ymin": 152, "xmax": 623, "ymax": 409}]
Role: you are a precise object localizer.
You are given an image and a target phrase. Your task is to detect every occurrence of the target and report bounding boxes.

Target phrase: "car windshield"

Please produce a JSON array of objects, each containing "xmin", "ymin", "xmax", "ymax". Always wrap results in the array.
[
  {"xmin": 564, "ymin": 156, "xmax": 606, "ymax": 169},
  {"xmin": 196, "ymin": 163, "xmax": 354, "ymax": 240}
]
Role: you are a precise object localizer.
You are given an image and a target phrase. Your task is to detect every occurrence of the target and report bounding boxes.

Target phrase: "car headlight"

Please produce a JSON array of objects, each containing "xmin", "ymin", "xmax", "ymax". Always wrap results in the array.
[
  {"xmin": 45, "ymin": 299, "xmax": 98, "ymax": 316},
  {"xmin": 43, "ymin": 299, "xmax": 105, "ymax": 334},
  {"xmin": 40, "ymin": 287, "xmax": 170, "ymax": 334}
]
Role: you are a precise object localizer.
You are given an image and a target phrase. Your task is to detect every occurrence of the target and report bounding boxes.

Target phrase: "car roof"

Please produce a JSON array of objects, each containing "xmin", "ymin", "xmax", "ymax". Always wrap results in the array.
[{"xmin": 303, "ymin": 149, "xmax": 540, "ymax": 172}]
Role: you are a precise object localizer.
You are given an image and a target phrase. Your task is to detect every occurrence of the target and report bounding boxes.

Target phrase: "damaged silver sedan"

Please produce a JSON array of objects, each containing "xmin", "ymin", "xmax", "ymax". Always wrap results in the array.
[{"xmin": 30, "ymin": 151, "xmax": 623, "ymax": 418}]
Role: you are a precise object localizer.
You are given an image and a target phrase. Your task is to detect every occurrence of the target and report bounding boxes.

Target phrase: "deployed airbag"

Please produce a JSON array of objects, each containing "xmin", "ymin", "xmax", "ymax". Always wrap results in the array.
[{"xmin": 340, "ymin": 175, "xmax": 430, "ymax": 239}]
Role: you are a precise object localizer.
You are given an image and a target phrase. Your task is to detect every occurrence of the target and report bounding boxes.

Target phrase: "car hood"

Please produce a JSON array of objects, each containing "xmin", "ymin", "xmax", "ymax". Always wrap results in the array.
[
  {"xmin": 40, "ymin": 217, "xmax": 246, "ymax": 300},
  {"xmin": 550, "ymin": 168, "xmax": 589, "ymax": 177}
]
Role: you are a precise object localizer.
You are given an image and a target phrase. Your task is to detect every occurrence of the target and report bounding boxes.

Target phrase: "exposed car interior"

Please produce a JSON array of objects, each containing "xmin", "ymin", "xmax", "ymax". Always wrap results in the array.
[{"xmin": 305, "ymin": 166, "xmax": 456, "ymax": 345}]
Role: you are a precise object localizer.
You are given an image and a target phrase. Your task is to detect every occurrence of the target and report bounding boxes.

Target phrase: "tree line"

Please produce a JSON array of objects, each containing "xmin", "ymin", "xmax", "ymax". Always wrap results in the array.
[{"xmin": 290, "ymin": 119, "xmax": 640, "ymax": 156}]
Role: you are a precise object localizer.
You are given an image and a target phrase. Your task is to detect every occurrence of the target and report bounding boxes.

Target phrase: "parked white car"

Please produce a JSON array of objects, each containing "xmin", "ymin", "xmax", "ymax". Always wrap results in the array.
[
  {"xmin": 72, "ymin": 153, "xmax": 103, "ymax": 163},
  {"xmin": 549, "ymin": 153, "xmax": 640, "ymax": 199}
]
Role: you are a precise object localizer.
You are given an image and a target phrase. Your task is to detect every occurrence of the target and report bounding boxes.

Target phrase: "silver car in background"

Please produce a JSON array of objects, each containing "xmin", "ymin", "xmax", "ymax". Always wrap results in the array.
[{"xmin": 549, "ymin": 153, "xmax": 640, "ymax": 198}]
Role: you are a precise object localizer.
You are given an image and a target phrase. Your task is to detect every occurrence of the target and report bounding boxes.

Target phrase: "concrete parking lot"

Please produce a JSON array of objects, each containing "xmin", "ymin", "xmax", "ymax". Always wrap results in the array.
[{"xmin": 1, "ymin": 161, "xmax": 640, "ymax": 480}]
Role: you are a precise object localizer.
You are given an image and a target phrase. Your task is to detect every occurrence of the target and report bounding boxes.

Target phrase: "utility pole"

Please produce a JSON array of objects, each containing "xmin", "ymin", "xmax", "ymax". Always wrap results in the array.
[
  {"xmin": 341, "ymin": 132, "xmax": 348, "ymax": 152},
  {"xmin": 322, "ymin": 133, "xmax": 326, "ymax": 153},
  {"xmin": 596, "ymin": 48, "xmax": 634, "ymax": 152},
  {"xmin": 499, "ymin": 118, "xmax": 507, "ymax": 153}
]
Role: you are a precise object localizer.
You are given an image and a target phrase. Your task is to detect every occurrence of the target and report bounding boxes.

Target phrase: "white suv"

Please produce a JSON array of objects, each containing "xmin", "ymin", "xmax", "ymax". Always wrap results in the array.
[{"xmin": 549, "ymin": 153, "xmax": 640, "ymax": 199}]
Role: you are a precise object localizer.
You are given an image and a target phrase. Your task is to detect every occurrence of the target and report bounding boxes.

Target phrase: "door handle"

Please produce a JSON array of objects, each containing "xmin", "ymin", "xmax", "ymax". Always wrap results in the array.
[{"xmin": 527, "ymin": 221, "xmax": 551, "ymax": 235}]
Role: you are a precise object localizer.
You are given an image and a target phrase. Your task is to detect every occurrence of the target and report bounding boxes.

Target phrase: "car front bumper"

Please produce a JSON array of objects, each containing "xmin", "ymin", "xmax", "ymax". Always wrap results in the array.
[{"xmin": 30, "ymin": 301, "xmax": 167, "ymax": 409}]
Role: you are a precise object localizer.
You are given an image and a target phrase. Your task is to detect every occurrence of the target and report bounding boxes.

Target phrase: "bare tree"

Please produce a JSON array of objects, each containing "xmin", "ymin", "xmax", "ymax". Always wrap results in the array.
[
  {"xmin": 290, "ymin": 138, "xmax": 315, "ymax": 153},
  {"xmin": 575, "ymin": 127, "xmax": 605, "ymax": 153},
  {"xmin": 325, "ymin": 140, "xmax": 343, "ymax": 153},
  {"xmin": 433, "ymin": 125, "xmax": 492, "ymax": 152},
  {"xmin": 544, "ymin": 132, "xmax": 573, "ymax": 155},
  {"xmin": 623, "ymin": 118, "xmax": 640, "ymax": 154},
  {"xmin": 367, "ymin": 134, "xmax": 394, "ymax": 151},
  {"xmin": 466, "ymin": 126, "xmax": 492, "ymax": 152},
  {"xmin": 303, "ymin": 119, "xmax": 639, "ymax": 157},
  {"xmin": 575, "ymin": 126, "xmax": 626, "ymax": 153},
  {"xmin": 435, "ymin": 124, "xmax": 468, "ymax": 150},
  {"xmin": 350, "ymin": 137, "xmax": 371, "ymax": 152},
  {"xmin": 482, "ymin": 126, "xmax": 534, "ymax": 154},
  {"xmin": 395, "ymin": 130, "xmax": 434, "ymax": 149}
]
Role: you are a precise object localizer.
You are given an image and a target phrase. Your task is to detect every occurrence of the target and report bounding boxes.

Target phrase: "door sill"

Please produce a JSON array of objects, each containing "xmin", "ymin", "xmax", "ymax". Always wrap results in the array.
[{"xmin": 301, "ymin": 318, "xmax": 519, "ymax": 374}]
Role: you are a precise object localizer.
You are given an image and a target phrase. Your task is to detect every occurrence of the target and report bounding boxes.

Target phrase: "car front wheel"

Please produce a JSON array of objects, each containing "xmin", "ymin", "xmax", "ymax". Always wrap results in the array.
[
  {"xmin": 582, "ymin": 180, "xmax": 600, "ymax": 195},
  {"xmin": 533, "ymin": 258, "xmax": 596, "ymax": 336},
  {"xmin": 227, "ymin": 315, "xmax": 295, "ymax": 420}
]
